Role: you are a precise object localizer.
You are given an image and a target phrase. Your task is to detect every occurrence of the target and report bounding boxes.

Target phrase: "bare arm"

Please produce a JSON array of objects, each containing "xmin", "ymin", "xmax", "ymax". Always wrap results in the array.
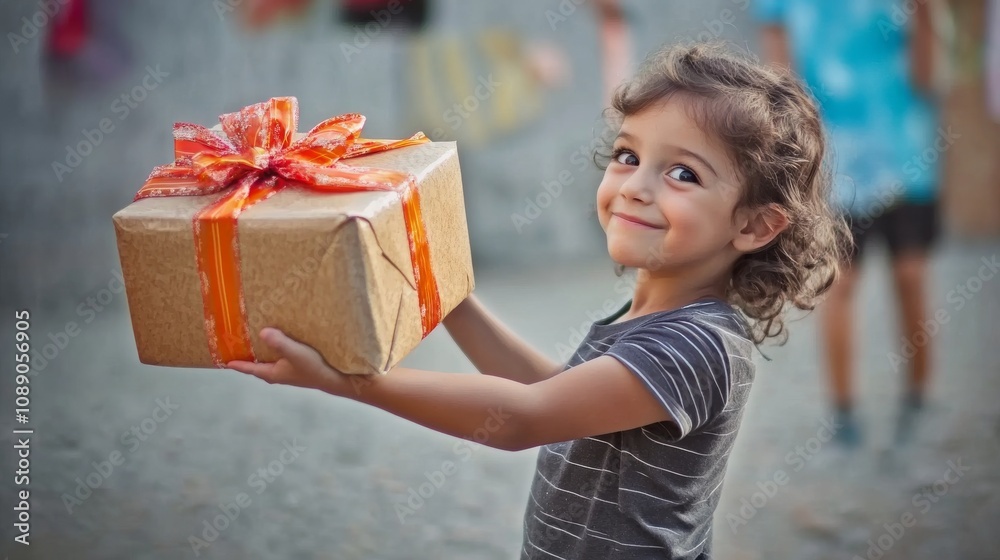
[
  {"xmin": 909, "ymin": 0, "xmax": 938, "ymax": 93},
  {"xmin": 229, "ymin": 331, "xmax": 671, "ymax": 452},
  {"xmin": 442, "ymin": 294, "xmax": 563, "ymax": 384},
  {"xmin": 594, "ymin": 0, "xmax": 633, "ymax": 107},
  {"xmin": 353, "ymin": 357, "xmax": 668, "ymax": 451},
  {"xmin": 759, "ymin": 24, "xmax": 792, "ymax": 69}
]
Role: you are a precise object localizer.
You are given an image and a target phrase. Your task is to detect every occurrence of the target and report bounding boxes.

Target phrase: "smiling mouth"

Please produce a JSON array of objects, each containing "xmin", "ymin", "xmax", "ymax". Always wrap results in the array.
[{"xmin": 612, "ymin": 213, "xmax": 662, "ymax": 229}]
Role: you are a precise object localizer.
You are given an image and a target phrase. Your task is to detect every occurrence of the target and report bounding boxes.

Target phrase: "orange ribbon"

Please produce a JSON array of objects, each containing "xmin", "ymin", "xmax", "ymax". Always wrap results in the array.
[{"xmin": 134, "ymin": 97, "xmax": 441, "ymax": 367}]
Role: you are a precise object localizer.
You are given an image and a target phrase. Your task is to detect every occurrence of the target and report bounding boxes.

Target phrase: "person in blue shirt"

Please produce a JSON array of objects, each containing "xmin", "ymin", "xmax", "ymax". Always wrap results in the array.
[{"xmin": 755, "ymin": 0, "xmax": 948, "ymax": 445}]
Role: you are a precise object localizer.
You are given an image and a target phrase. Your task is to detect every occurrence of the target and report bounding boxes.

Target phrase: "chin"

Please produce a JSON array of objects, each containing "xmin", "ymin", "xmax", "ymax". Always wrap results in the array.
[
  {"xmin": 608, "ymin": 238, "xmax": 691, "ymax": 272},
  {"xmin": 606, "ymin": 239, "xmax": 652, "ymax": 270}
]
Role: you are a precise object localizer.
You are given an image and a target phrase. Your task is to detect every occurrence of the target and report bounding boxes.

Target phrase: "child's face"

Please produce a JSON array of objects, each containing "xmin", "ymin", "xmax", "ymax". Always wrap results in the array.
[{"xmin": 596, "ymin": 99, "xmax": 745, "ymax": 274}]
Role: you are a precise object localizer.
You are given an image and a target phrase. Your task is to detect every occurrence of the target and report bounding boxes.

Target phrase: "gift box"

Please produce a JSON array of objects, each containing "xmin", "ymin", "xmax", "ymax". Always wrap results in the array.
[{"xmin": 112, "ymin": 97, "xmax": 474, "ymax": 374}]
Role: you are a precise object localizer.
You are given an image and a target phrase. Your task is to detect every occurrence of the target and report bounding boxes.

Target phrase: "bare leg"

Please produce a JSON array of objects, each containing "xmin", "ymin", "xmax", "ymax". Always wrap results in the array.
[
  {"xmin": 822, "ymin": 262, "xmax": 862, "ymax": 446},
  {"xmin": 891, "ymin": 251, "xmax": 931, "ymax": 399},
  {"xmin": 822, "ymin": 264, "xmax": 859, "ymax": 408},
  {"xmin": 891, "ymin": 250, "xmax": 931, "ymax": 445}
]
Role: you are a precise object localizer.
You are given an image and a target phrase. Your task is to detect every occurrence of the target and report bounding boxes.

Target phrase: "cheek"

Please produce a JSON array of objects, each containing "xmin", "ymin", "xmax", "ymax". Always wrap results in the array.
[
  {"xmin": 659, "ymin": 195, "xmax": 730, "ymax": 241},
  {"xmin": 595, "ymin": 175, "xmax": 616, "ymax": 227},
  {"xmin": 658, "ymin": 195, "xmax": 697, "ymax": 228}
]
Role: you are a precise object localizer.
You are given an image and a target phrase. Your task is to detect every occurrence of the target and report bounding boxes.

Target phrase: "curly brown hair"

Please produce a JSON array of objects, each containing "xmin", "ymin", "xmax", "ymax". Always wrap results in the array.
[{"xmin": 600, "ymin": 43, "xmax": 851, "ymax": 344}]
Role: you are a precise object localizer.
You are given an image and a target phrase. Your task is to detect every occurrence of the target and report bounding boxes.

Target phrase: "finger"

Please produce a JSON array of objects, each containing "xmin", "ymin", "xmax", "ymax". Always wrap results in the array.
[
  {"xmin": 260, "ymin": 328, "xmax": 294, "ymax": 353},
  {"xmin": 227, "ymin": 360, "xmax": 281, "ymax": 382},
  {"xmin": 259, "ymin": 328, "xmax": 315, "ymax": 365}
]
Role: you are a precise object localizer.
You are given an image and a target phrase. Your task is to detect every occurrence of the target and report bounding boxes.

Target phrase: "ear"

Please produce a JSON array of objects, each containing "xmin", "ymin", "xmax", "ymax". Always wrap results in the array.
[{"xmin": 733, "ymin": 203, "xmax": 790, "ymax": 253}]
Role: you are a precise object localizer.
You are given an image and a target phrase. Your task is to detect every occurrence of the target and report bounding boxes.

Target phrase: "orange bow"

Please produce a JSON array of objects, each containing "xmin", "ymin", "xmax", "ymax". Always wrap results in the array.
[{"xmin": 135, "ymin": 97, "xmax": 440, "ymax": 367}]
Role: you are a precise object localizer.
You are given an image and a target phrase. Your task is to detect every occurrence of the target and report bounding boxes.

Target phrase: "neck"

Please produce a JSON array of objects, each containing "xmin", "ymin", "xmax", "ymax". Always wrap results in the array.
[{"xmin": 626, "ymin": 264, "xmax": 729, "ymax": 317}]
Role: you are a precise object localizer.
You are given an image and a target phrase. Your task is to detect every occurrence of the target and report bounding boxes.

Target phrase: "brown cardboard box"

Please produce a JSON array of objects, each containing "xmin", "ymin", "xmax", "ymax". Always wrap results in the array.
[{"xmin": 113, "ymin": 141, "xmax": 474, "ymax": 374}]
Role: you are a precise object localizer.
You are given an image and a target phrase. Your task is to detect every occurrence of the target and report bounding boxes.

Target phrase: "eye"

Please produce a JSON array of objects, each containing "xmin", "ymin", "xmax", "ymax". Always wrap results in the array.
[
  {"xmin": 612, "ymin": 148, "xmax": 639, "ymax": 166},
  {"xmin": 667, "ymin": 166, "xmax": 700, "ymax": 184}
]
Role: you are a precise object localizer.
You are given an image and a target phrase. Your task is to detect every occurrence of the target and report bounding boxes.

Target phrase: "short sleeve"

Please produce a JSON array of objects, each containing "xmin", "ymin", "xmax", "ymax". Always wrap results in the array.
[
  {"xmin": 752, "ymin": 0, "xmax": 787, "ymax": 24},
  {"xmin": 605, "ymin": 319, "xmax": 732, "ymax": 440}
]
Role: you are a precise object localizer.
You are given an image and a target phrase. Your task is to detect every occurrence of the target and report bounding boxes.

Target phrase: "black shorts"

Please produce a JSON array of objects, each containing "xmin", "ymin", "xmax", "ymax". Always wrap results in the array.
[{"xmin": 846, "ymin": 201, "xmax": 939, "ymax": 263}]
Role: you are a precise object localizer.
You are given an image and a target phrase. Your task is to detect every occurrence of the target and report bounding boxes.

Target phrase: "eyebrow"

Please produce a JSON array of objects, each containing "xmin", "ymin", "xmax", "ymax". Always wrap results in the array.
[{"xmin": 615, "ymin": 131, "xmax": 720, "ymax": 178}]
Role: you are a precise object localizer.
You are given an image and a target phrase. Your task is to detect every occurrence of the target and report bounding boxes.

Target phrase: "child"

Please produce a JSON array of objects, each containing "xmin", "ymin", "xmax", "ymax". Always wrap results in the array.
[{"xmin": 228, "ymin": 43, "xmax": 849, "ymax": 559}]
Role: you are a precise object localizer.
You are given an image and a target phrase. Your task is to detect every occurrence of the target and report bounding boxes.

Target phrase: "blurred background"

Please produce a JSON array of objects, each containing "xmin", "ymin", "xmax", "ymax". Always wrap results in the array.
[{"xmin": 0, "ymin": 0, "xmax": 998, "ymax": 558}]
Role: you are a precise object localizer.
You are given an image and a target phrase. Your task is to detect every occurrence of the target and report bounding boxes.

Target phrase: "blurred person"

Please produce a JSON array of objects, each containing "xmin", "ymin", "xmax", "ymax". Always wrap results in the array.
[
  {"xmin": 46, "ymin": 0, "xmax": 87, "ymax": 58},
  {"xmin": 338, "ymin": 0, "xmax": 429, "ymax": 31},
  {"xmin": 228, "ymin": 44, "xmax": 849, "ymax": 558},
  {"xmin": 594, "ymin": 0, "xmax": 635, "ymax": 107},
  {"xmin": 755, "ymin": 0, "xmax": 951, "ymax": 447},
  {"xmin": 987, "ymin": 0, "xmax": 1000, "ymax": 240},
  {"xmin": 989, "ymin": 0, "xmax": 1000, "ymax": 121},
  {"xmin": 237, "ymin": 0, "xmax": 429, "ymax": 31},
  {"xmin": 234, "ymin": 0, "xmax": 313, "ymax": 28},
  {"xmin": 43, "ymin": 0, "xmax": 130, "ymax": 84}
]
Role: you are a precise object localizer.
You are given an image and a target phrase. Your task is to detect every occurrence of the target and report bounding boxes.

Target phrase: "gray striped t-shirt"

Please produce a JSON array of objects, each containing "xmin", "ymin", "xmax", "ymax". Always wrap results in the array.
[{"xmin": 521, "ymin": 297, "xmax": 755, "ymax": 559}]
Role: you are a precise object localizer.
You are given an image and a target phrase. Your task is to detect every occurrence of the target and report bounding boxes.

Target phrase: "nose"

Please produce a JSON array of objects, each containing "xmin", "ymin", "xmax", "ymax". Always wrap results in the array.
[{"xmin": 618, "ymin": 167, "xmax": 653, "ymax": 204}]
